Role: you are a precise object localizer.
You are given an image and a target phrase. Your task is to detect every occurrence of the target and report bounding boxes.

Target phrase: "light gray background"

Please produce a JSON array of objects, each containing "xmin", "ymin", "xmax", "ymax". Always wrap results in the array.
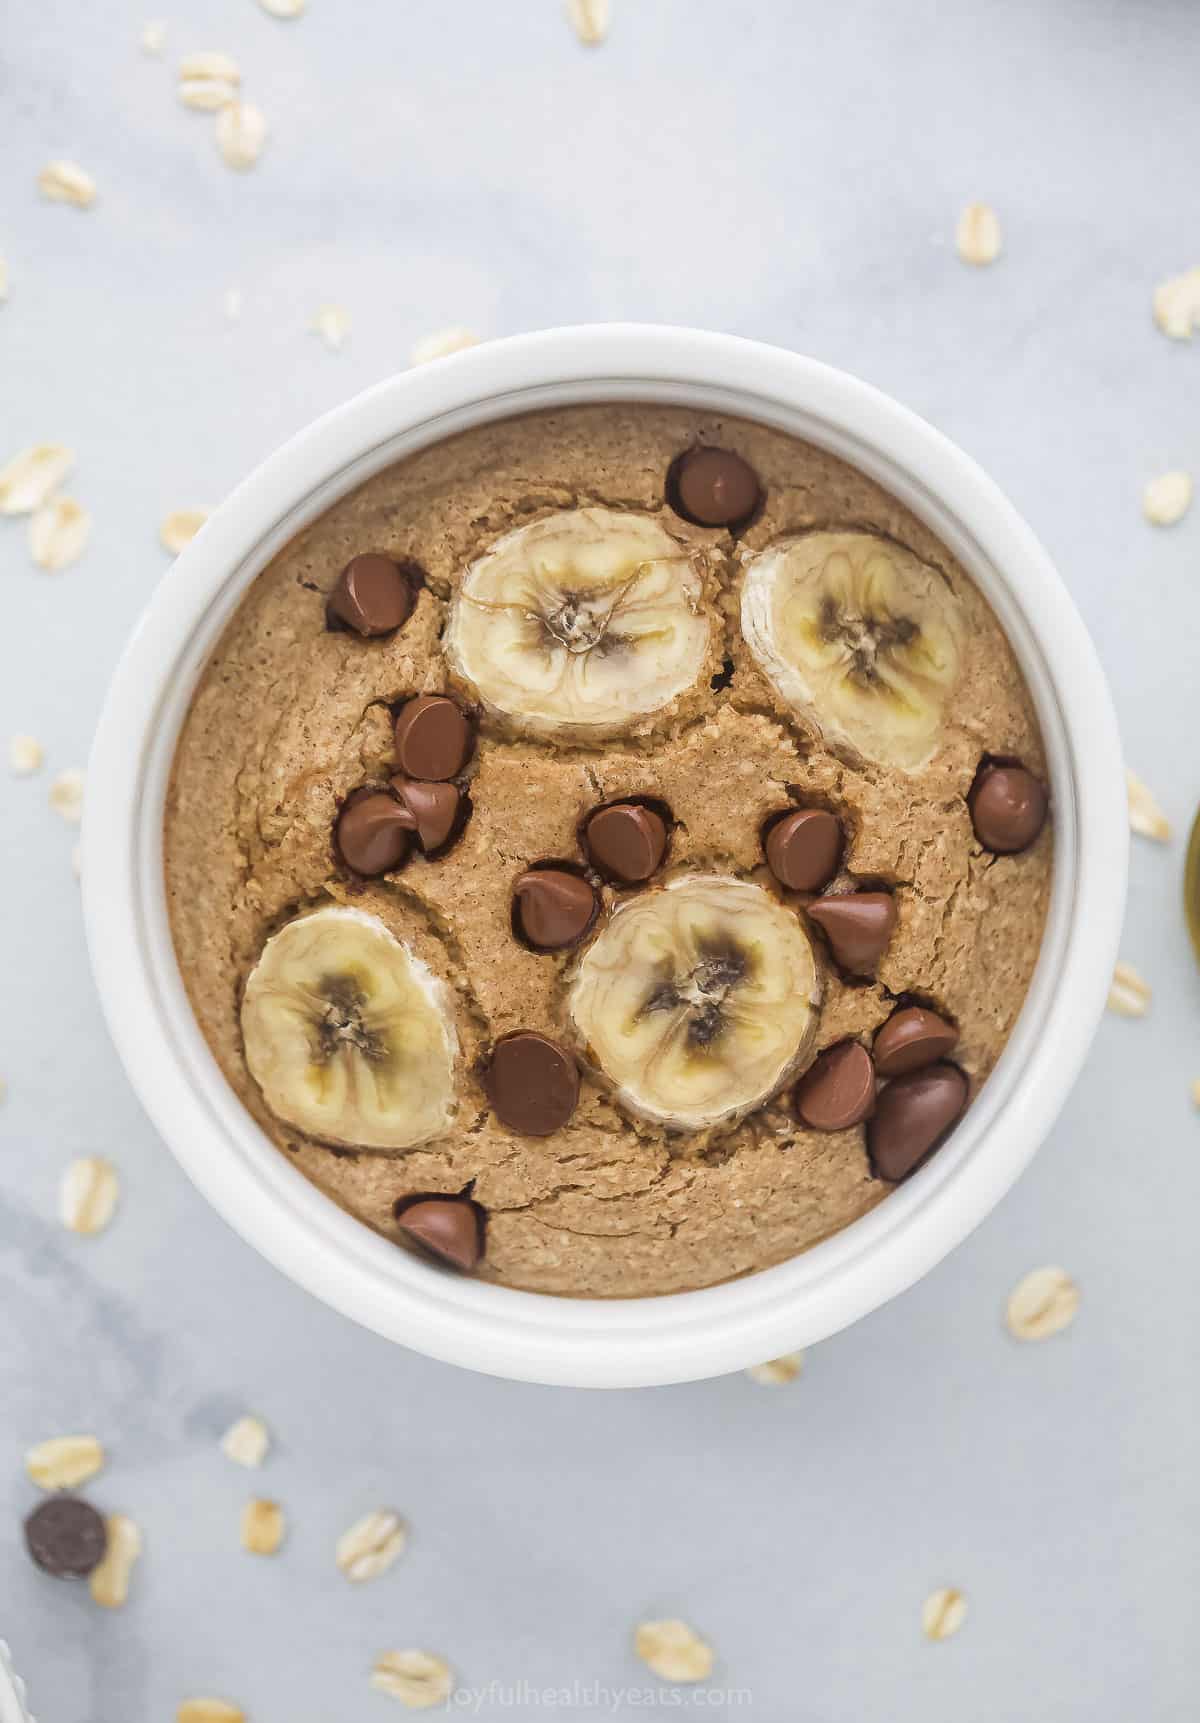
[{"xmin": 2, "ymin": 1, "xmax": 1198, "ymax": 1718}]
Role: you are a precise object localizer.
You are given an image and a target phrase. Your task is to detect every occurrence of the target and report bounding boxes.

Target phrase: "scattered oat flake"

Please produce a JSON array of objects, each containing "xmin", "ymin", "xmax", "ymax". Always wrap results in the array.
[
  {"xmin": 1153, "ymin": 268, "xmax": 1200, "ymax": 340},
  {"xmin": 179, "ymin": 49, "xmax": 240, "ymax": 82},
  {"xmin": 49, "ymin": 768, "xmax": 85, "ymax": 823},
  {"xmin": 0, "ymin": 445, "xmax": 75, "ymax": 516},
  {"xmin": 26, "ymin": 1434, "xmax": 105, "ymax": 1491},
  {"xmin": 634, "ymin": 1619, "xmax": 714, "ymax": 1684},
  {"xmin": 1006, "ymin": 1265, "xmax": 1080, "ymax": 1341},
  {"xmin": 9, "ymin": 734, "xmax": 44, "ymax": 775},
  {"xmin": 336, "ymin": 1509, "xmax": 407, "ymax": 1582},
  {"xmin": 241, "ymin": 1497, "xmax": 285, "ymax": 1554},
  {"xmin": 178, "ymin": 1701, "xmax": 245, "ymax": 1723},
  {"xmin": 371, "ymin": 1650, "xmax": 454, "ymax": 1709},
  {"xmin": 1142, "ymin": 470, "xmax": 1192, "ymax": 527},
  {"xmin": 223, "ymin": 287, "xmax": 242, "ymax": 321},
  {"xmin": 37, "ymin": 161, "xmax": 96, "ymax": 209},
  {"xmin": 221, "ymin": 1413, "xmax": 270, "ymax": 1469},
  {"xmin": 567, "ymin": 0, "xmax": 610, "ymax": 45},
  {"xmin": 160, "ymin": 507, "xmax": 209, "ymax": 553},
  {"xmin": 956, "ymin": 202, "xmax": 1002, "ymax": 266},
  {"xmin": 258, "ymin": 0, "xmax": 305, "ymax": 16},
  {"xmin": 1126, "ymin": 770, "xmax": 1170, "ymax": 842},
  {"xmin": 178, "ymin": 50, "xmax": 240, "ymax": 110},
  {"xmin": 1191, "ymin": 1079, "xmax": 1200, "ymax": 1109},
  {"xmin": 311, "ymin": 303, "xmax": 350, "ymax": 350},
  {"xmin": 1108, "ymin": 960, "xmax": 1150, "ymax": 1017},
  {"xmin": 60, "ymin": 1157, "xmax": 119, "ymax": 1235},
  {"xmin": 216, "ymin": 101, "xmax": 268, "ymax": 170},
  {"xmin": 410, "ymin": 326, "xmax": 480, "ymax": 366},
  {"xmin": 922, "ymin": 1587, "xmax": 968, "ymax": 1641},
  {"xmin": 745, "ymin": 1351, "xmax": 803, "ymax": 1386},
  {"xmin": 180, "ymin": 73, "xmax": 239, "ymax": 109},
  {"xmin": 30, "ymin": 497, "xmax": 91, "ymax": 571},
  {"xmin": 90, "ymin": 1513, "xmax": 141, "ymax": 1608},
  {"xmin": 142, "ymin": 19, "xmax": 167, "ymax": 54}
]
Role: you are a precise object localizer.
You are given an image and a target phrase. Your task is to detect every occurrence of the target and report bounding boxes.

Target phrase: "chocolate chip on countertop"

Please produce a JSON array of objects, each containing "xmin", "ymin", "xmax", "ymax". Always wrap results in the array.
[
  {"xmin": 584, "ymin": 802, "xmax": 668, "ymax": 883},
  {"xmin": 396, "ymin": 1196, "xmax": 485, "ymax": 1271},
  {"xmin": 335, "ymin": 790, "xmax": 413, "ymax": 876},
  {"xmin": 670, "ymin": 446, "xmax": 762, "ymax": 527},
  {"xmin": 512, "ymin": 868, "xmax": 598, "ymax": 950},
  {"xmin": 24, "ymin": 1496, "xmax": 108, "ymax": 1578},
  {"xmin": 393, "ymin": 695, "xmax": 472, "ymax": 782},
  {"xmin": 968, "ymin": 761, "xmax": 1048, "ymax": 854},
  {"xmin": 486, "ymin": 1030, "xmax": 581, "ymax": 1136},
  {"xmin": 391, "ymin": 777, "xmax": 462, "ymax": 852},
  {"xmin": 806, "ymin": 891, "xmax": 896, "ymax": 975},
  {"xmin": 326, "ymin": 553, "xmax": 414, "ymax": 637},
  {"xmin": 873, "ymin": 1006, "xmax": 959, "ymax": 1078},
  {"xmin": 794, "ymin": 1040, "xmax": 876, "ymax": 1131},
  {"xmin": 764, "ymin": 808, "xmax": 843, "ymax": 892},
  {"xmin": 867, "ymin": 1062, "xmax": 968, "ymax": 1181}
]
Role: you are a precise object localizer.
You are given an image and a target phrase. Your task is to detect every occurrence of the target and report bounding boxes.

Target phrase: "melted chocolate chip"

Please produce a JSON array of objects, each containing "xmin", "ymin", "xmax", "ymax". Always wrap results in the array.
[
  {"xmin": 873, "ymin": 1006, "xmax": 958, "ymax": 1078},
  {"xmin": 512, "ymin": 869, "xmax": 598, "ymax": 950},
  {"xmin": 969, "ymin": 761, "xmax": 1048, "ymax": 854},
  {"xmin": 390, "ymin": 777, "xmax": 462, "ymax": 852},
  {"xmin": 794, "ymin": 1040, "xmax": 876, "ymax": 1131},
  {"xmin": 396, "ymin": 1196, "xmax": 484, "ymax": 1270},
  {"xmin": 806, "ymin": 892, "xmax": 896, "ymax": 975},
  {"xmin": 867, "ymin": 1062, "xmax": 968, "ymax": 1181},
  {"xmin": 764, "ymin": 808, "xmax": 843, "ymax": 892},
  {"xmin": 326, "ymin": 554, "xmax": 414, "ymax": 636},
  {"xmin": 670, "ymin": 447, "xmax": 762, "ymax": 527},
  {"xmin": 486, "ymin": 1031, "xmax": 580, "ymax": 1136},
  {"xmin": 335, "ymin": 790, "xmax": 413, "ymax": 876},
  {"xmin": 393, "ymin": 696, "xmax": 472, "ymax": 781},
  {"xmin": 584, "ymin": 802, "xmax": 668, "ymax": 883}
]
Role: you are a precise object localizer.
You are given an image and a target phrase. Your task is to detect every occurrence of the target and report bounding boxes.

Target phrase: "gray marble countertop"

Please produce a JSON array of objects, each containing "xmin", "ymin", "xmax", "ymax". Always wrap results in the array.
[{"xmin": 3, "ymin": 2, "xmax": 1198, "ymax": 1718}]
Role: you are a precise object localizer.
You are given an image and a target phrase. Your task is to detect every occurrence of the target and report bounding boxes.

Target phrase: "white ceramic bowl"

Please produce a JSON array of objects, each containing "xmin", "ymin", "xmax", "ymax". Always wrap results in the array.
[
  {"xmin": 84, "ymin": 325, "xmax": 1127, "ymax": 1388},
  {"xmin": 0, "ymin": 1643, "xmax": 35, "ymax": 1723}
]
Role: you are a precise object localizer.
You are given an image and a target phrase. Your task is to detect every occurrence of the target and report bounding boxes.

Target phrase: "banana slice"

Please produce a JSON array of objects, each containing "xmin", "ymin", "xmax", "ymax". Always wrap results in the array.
[
  {"xmin": 741, "ymin": 531, "xmax": 964, "ymax": 770},
  {"xmin": 566, "ymin": 874, "xmax": 820, "ymax": 1129},
  {"xmin": 240, "ymin": 906, "xmax": 457, "ymax": 1150},
  {"xmin": 444, "ymin": 507, "xmax": 712, "ymax": 734}
]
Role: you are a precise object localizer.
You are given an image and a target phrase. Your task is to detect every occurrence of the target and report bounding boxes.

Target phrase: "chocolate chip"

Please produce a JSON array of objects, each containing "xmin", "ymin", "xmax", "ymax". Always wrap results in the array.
[
  {"xmin": 486, "ymin": 1031, "xmax": 580, "ymax": 1136},
  {"xmin": 806, "ymin": 892, "xmax": 896, "ymax": 975},
  {"xmin": 335, "ymin": 789, "xmax": 413, "ymax": 876},
  {"xmin": 969, "ymin": 761, "xmax": 1049, "ymax": 854},
  {"xmin": 867, "ymin": 1062, "xmax": 968, "ymax": 1181},
  {"xmin": 585, "ymin": 802, "xmax": 668, "ymax": 883},
  {"xmin": 764, "ymin": 808, "xmax": 843, "ymax": 892},
  {"xmin": 513, "ymin": 868, "xmax": 598, "ymax": 950},
  {"xmin": 794, "ymin": 1040, "xmax": 876, "ymax": 1131},
  {"xmin": 396, "ymin": 1195, "xmax": 484, "ymax": 1271},
  {"xmin": 393, "ymin": 695, "xmax": 472, "ymax": 782},
  {"xmin": 873, "ymin": 1006, "xmax": 959, "ymax": 1078},
  {"xmin": 391, "ymin": 777, "xmax": 461, "ymax": 852},
  {"xmin": 670, "ymin": 447, "xmax": 762, "ymax": 527},
  {"xmin": 24, "ymin": 1496, "xmax": 108, "ymax": 1578},
  {"xmin": 326, "ymin": 553, "xmax": 414, "ymax": 636}
]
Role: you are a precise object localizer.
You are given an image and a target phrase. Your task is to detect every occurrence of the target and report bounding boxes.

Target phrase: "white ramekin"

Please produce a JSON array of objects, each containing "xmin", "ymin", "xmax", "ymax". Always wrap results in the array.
[
  {"xmin": 84, "ymin": 325, "xmax": 1127, "ymax": 1388},
  {"xmin": 0, "ymin": 1643, "xmax": 35, "ymax": 1723}
]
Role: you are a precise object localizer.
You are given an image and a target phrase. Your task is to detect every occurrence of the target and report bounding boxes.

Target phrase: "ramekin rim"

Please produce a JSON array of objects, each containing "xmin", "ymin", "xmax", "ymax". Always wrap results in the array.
[{"xmin": 82, "ymin": 324, "xmax": 1127, "ymax": 1387}]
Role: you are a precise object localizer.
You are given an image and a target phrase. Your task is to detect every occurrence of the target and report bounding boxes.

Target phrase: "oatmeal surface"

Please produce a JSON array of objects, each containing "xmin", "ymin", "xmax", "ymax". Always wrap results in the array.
[{"xmin": 164, "ymin": 404, "xmax": 1051, "ymax": 1297}]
